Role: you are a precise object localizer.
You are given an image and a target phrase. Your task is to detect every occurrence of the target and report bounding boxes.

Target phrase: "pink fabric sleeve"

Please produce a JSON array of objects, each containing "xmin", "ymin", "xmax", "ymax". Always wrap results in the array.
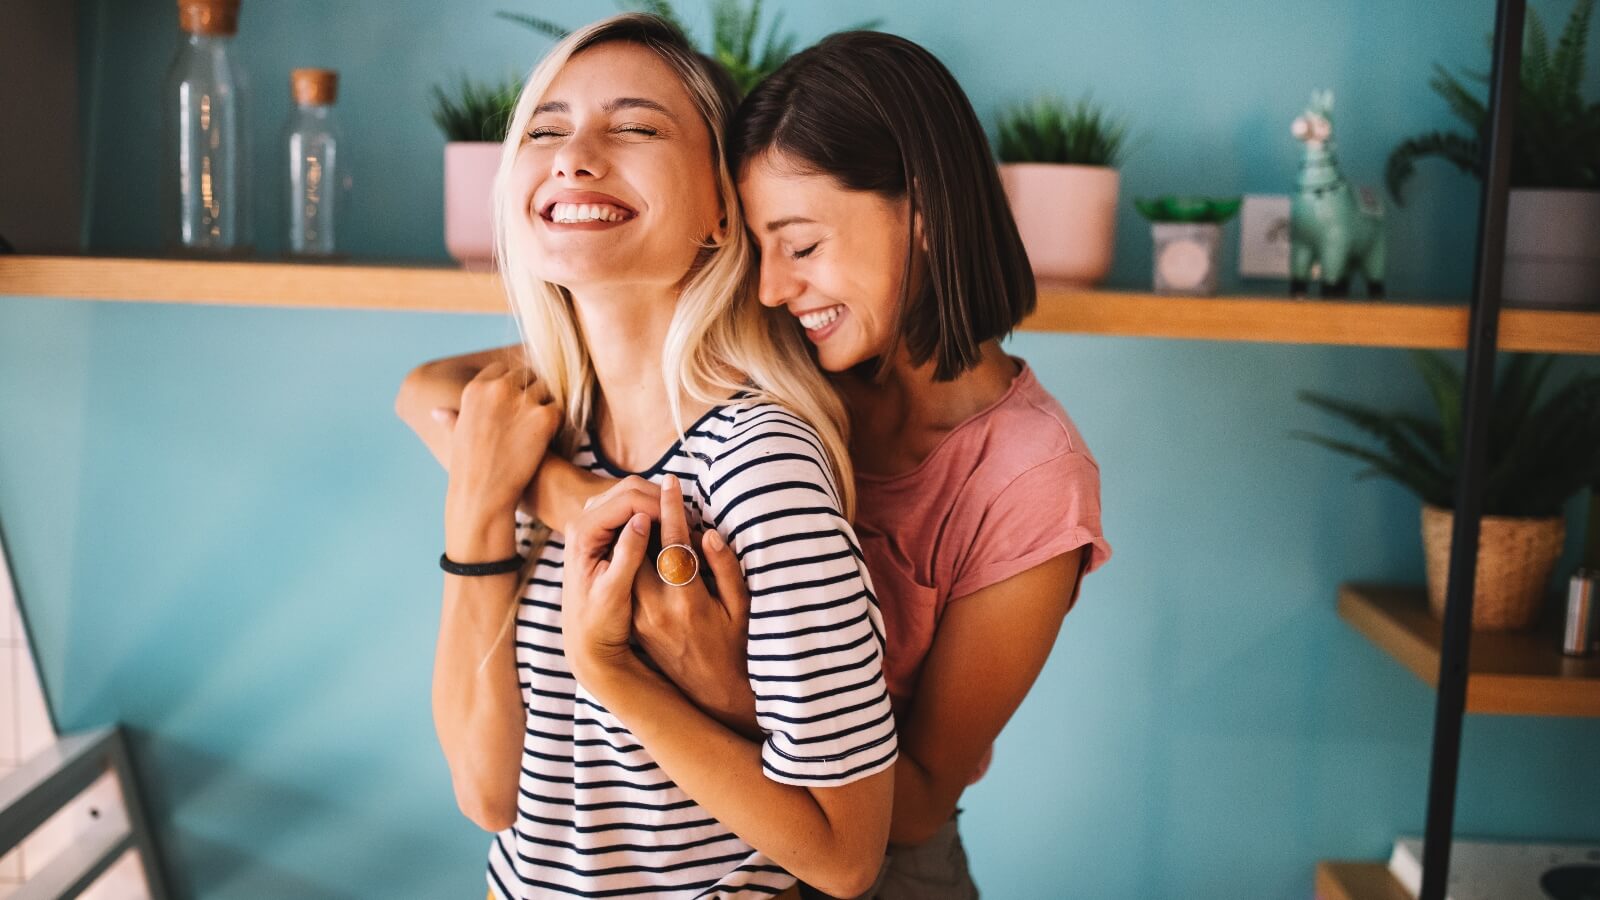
[{"xmin": 948, "ymin": 451, "xmax": 1111, "ymax": 604}]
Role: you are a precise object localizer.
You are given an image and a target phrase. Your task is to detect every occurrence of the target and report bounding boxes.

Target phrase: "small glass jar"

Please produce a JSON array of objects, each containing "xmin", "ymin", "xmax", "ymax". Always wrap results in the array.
[
  {"xmin": 284, "ymin": 68, "xmax": 343, "ymax": 257},
  {"xmin": 163, "ymin": 0, "xmax": 252, "ymax": 255}
]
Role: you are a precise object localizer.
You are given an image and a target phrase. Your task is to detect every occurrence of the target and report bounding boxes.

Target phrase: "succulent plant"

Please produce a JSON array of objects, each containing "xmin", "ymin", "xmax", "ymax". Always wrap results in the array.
[
  {"xmin": 1134, "ymin": 196, "xmax": 1241, "ymax": 224},
  {"xmin": 996, "ymin": 96, "xmax": 1128, "ymax": 167}
]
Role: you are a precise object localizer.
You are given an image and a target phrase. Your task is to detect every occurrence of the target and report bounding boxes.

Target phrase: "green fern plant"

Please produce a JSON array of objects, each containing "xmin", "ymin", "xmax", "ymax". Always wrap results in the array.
[
  {"xmin": 1293, "ymin": 351, "xmax": 1600, "ymax": 518},
  {"xmin": 996, "ymin": 97, "xmax": 1128, "ymax": 167},
  {"xmin": 430, "ymin": 75, "xmax": 523, "ymax": 142},
  {"xmin": 497, "ymin": 1, "xmax": 880, "ymax": 96},
  {"xmin": 1386, "ymin": 0, "xmax": 1600, "ymax": 204}
]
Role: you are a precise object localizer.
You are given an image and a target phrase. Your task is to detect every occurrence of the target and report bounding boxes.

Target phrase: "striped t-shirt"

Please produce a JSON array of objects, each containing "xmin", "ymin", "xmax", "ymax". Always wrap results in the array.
[{"xmin": 487, "ymin": 398, "xmax": 899, "ymax": 899}]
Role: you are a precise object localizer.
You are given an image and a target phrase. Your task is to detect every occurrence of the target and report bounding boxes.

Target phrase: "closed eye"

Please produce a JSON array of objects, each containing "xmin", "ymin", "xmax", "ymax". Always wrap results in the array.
[{"xmin": 790, "ymin": 243, "xmax": 818, "ymax": 260}]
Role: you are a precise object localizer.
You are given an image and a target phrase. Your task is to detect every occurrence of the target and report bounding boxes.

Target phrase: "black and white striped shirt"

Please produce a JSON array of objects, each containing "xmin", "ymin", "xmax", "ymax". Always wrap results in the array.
[{"xmin": 486, "ymin": 399, "xmax": 898, "ymax": 899}]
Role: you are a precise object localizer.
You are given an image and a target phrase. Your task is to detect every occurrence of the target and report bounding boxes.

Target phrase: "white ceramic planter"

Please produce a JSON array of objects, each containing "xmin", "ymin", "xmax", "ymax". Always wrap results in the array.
[
  {"xmin": 444, "ymin": 141, "xmax": 501, "ymax": 270},
  {"xmin": 998, "ymin": 163, "xmax": 1119, "ymax": 285},
  {"xmin": 1503, "ymin": 188, "xmax": 1600, "ymax": 309},
  {"xmin": 1151, "ymin": 222, "xmax": 1222, "ymax": 295}
]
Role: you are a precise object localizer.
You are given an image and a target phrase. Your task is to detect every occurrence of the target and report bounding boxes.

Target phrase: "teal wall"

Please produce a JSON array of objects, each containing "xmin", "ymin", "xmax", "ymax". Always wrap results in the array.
[{"xmin": 2, "ymin": 0, "xmax": 1597, "ymax": 896}]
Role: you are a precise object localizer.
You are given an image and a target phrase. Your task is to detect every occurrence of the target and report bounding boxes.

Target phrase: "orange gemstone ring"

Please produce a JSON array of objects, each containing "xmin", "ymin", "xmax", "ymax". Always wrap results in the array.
[{"xmin": 655, "ymin": 543, "xmax": 699, "ymax": 587}]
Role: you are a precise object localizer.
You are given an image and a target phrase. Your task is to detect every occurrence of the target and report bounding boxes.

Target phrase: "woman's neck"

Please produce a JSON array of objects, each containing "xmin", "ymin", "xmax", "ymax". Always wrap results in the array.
[
  {"xmin": 844, "ymin": 340, "xmax": 1019, "ymax": 477},
  {"xmin": 571, "ymin": 282, "xmax": 698, "ymax": 473}
]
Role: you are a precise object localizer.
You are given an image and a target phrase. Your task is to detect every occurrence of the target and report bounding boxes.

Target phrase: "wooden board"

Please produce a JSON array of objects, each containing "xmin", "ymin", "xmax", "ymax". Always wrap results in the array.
[
  {"xmin": 1338, "ymin": 583, "xmax": 1600, "ymax": 717},
  {"xmin": 1315, "ymin": 860, "xmax": 1412, "ymax": 900},
  {"xmin": 4, "ymin": 256, "xmax": 1599, "ymax": 354}
]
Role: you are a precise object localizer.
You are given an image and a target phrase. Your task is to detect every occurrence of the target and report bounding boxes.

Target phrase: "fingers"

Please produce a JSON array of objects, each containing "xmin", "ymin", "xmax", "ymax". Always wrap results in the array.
[
  {"xmin": 701, "ymin": 528, "xmax": 749, "ymax": 623},
  {"xmin": 583, "ymin": 475, "xmax": 660, "ymax": 513},
  {"xmin": 658, "ymin": 474, "xmax": 692, "ymax": 549},
  {"xmin": 569, "ymin": 483, "xmax": 660, "ymax": 570},
  {"xmin": 594, "ymin": 512, "xmax": 650, "ymax": 593}
]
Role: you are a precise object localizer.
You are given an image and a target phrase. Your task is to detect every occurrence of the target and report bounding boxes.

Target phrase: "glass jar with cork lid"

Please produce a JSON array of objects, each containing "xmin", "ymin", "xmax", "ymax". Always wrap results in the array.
[
  {"xmin": 163, "ymin": 0, "xmax": 252, "ymax": 255},
  {"xmin": 284, "ymin": 68, "xmax": 343, "ymax": 257}
]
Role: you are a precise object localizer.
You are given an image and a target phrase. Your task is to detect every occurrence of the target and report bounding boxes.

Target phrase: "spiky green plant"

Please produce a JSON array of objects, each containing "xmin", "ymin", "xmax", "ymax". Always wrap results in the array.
[
  {"xmin": 996, "ymin": 97, "xmax": 1128, "ymax": 167},
  {"xmin": 1134, "ymin": 196, "xmax": 1241, "ymax": 224},
  {"xmin": 1293, "ymin": 351, "xmax": 1600, "ymax": 517},
  {"xmin": 430, "ymin": 76, "xmax": 523, "ymax": 142},
  {"xmin": 496, "ymin": 1, "xmax": 879, "ymax": 96},
  {"xmin": 1386, "ymin": 0, "xmax": 1599, "ymax": 204}
]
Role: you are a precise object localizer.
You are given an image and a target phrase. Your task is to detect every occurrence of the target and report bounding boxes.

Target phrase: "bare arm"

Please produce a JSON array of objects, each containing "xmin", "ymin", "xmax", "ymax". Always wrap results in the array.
[
  {"xmin": 888, "ymin": 549, "xmax": 1087, "ymax": 845},
  {"xmin": 393, "ymin": 344, "xmax": 616, "ymax": 531}
]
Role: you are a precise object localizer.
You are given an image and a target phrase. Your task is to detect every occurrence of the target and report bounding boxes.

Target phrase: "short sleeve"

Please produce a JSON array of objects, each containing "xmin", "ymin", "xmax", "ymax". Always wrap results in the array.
[
  {"xmin": 702, "ymin": 407, "xmax": 898, "ymax": 787},
  {"xmin": 948, "ymin": 451, "xmax": 1111, "ymax": 603}
]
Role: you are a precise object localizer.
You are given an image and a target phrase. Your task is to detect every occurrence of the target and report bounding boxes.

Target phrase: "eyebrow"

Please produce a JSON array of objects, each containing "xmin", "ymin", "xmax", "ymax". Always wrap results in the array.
[
  {"xmin": 764, "ymin": 216, "xmax": 817, "ymax": 232},
  {"xmin": 532, "ymin": 97, "xmax": 679, "ymax": 121}
]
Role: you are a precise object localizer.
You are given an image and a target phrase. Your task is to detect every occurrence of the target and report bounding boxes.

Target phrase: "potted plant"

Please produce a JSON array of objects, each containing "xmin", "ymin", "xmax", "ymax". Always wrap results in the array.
[
  {"xmin": 1134, "ymin": 196, "xmax": 1241, "ymax": 296},
  {"xmin": 1294, "ymin": 352, "xmax": 1600, "ymax": 630},
  {"xmin": 996, "ymin": 96, "xmax": 1128, "ymax": 285},
  {"xmin": 431, "ymin": 76, "xmax": 520, "ymax": 269},
  {"xmin": 1386, "ymin": 0, "xmax": 1600, "ymax": 308}
]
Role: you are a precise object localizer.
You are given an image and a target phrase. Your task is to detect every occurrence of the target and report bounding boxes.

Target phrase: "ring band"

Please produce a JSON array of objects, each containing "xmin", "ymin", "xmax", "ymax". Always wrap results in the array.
[{"xmin": 655, "ymin": 543, "xmax": 699, "ymax": 587}]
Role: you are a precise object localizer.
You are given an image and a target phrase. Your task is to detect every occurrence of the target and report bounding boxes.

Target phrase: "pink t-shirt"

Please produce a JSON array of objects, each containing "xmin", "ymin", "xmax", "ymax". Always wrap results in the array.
[{"xmin": 853, "ymin": 358, "xmax": 1111, "ymax": 780}]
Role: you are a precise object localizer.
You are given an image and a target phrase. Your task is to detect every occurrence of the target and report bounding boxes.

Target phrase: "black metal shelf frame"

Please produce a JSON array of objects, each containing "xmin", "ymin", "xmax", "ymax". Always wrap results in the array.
[{"xmin": 1419, "ymin": 0, "xmax": 1527, "ymax": 897}]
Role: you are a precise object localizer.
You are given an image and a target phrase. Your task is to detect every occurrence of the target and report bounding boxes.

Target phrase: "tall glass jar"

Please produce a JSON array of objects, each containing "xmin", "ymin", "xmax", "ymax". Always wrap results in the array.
[
  {"xmin": 163, "ymin": 0, "xmax": 251, "ymax": 255},
  {"xmin": 284, "ymin": 68, "xmax": 342, "ymax": 257}
]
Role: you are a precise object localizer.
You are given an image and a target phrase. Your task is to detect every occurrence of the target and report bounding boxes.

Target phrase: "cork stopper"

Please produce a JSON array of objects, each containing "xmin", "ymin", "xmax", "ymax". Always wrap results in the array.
[
  {"xmin": 177, "ymin": 0, "xmax": 240, "ymax": 35},
  {"xmin": 291, "ymin": 68, "xmax": 339, "ymax": 106}
]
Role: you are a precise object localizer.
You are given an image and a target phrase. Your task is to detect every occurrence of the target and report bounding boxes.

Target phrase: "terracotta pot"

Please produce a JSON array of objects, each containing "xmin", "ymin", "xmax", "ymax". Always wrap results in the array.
[
  {"xmin": 444, "ymin": 141, "xmax": 501, "ymax": 270},
  {"xmin": 1503, "ymin": 189, "xmax": 1600, "ymax": 309},
  {"xmin": 998, "ymin": 163, "xmax": 1119, "ymax": 285},
  {"xmin": 1420, "ymin": 503, "xmax": 1566, "ymax": 630}
]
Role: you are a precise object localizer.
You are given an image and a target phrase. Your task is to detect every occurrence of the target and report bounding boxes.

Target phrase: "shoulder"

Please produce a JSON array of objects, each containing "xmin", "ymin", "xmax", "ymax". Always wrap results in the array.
[
  {"xmin": 965, "ymin": 361, "xmax": 1099, "ymax": 494},
  {"xmin": 688, "ymin": 398, "xmax": 845, "ymax": 523}
]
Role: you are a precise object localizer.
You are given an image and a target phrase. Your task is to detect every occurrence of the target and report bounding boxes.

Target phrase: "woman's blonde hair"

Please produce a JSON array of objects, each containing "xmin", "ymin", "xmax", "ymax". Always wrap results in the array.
[{"xmin": 492, "ymin": 13, "xmax": 853, "ymax": 516}]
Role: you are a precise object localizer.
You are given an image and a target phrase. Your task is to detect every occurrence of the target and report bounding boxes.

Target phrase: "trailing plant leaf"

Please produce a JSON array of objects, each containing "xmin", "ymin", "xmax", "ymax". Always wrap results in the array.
[
  {"xmin": 1385, "ymin": 0, "xmax": 1598, "ymax": 203},
  {"xmin": 1295, "ymin": 352, "xmax": 1600, "ymax": 518},
  {"xmin": 494, "ymin": 10, "xmax": 569, "ymax": 39}
]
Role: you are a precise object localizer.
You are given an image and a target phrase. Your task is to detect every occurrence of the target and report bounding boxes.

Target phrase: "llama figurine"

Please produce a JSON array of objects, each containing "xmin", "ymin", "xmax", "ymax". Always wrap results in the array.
[{"xmin": 1290, "ymin": 90, "xmax": 1386, "ymax": 298}]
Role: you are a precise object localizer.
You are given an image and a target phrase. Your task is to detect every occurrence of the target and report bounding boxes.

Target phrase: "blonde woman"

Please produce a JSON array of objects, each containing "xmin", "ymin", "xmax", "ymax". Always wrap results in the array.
[{"xmin": 424, "ymin": 14, "xmax": 897, "ymax": 899}]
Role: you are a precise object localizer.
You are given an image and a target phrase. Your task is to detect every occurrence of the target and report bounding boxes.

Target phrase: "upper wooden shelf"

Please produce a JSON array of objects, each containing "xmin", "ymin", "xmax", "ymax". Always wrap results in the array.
[
  {"xmin": 1338, "ymin": 583, "xmax": 1600, "ymax": 717},
  {"xmin": 3, "ymin": 255, "xmax": 1599, "ymax": 354}
]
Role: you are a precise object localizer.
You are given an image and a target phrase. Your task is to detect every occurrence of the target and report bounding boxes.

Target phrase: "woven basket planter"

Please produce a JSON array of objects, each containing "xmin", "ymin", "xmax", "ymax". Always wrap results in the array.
[{"xmin": 1421, "ymin": 503, "xmax": 1566, "ymax": 630}]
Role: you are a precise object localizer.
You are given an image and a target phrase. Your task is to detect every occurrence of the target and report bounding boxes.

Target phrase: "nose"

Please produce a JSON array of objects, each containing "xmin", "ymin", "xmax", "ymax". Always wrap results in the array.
[
  {"xmin": 757, "ymin": 250, "xmax": 803, "ymax": 309},
  {"xmin": 550, "ymin": 129, "xmax": 605, "ymax": 181}
]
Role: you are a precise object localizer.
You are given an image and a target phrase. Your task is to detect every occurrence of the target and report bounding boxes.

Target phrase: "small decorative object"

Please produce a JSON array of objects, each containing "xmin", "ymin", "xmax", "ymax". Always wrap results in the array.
[
  {"xmin": 996, "ymin": 96, "xmax": 1127, "ymax": 285},
  {"xmin": 1387, "ymin": 0, "xmax": 1599, "ymax": 308},
  {"xmin": 431, "ymin": 76, "xmax": 520, "ymax": 269},
  {"xmin": 163, "ymin": 0, "xmax": 251, "ymax": 255},
  {"xmin": 284, "ymin": 68, "xmax": 343, "ymax": 258},
  {"xmin": 1294, "ymin": 352, "xmax": 1600, "ymax": 630},
  {"xmin": 1134, "ymin": 196, "xmax": 1240, "ymax": 295},
  {"xmin": 500, "ymin": 1, "xmax": 878, "ymax": 97},
  {"xmin": 1562, "ymin": 569, "xmax": 1597, "ymax": 656},
  {"xmin": 1289, "ymin": 90, "xmax": 1386, "ymax": 299}
]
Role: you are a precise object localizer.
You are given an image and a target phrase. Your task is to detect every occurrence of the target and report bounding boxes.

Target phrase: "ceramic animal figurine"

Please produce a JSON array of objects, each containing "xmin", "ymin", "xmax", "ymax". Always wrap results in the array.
[{"xmin": 1290, "ymin": 91, "xmax": 1387, "ymax": 298}]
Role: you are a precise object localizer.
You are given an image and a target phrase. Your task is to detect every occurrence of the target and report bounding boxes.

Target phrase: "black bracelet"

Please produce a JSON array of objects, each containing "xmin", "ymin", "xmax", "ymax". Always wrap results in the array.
[{"xmin": 439, "ymin": 552, "xmax": 525, "ymax": 577}]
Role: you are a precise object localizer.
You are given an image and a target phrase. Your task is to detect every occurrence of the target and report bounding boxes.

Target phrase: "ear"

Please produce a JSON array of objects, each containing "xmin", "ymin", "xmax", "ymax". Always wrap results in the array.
[
  {"xmin": 712, "ymin": 214, "xmax": 730, "ymax": 243},
  {"xmin": 912, "ymin": 207, "xmax": 928, "ymax": 254}
]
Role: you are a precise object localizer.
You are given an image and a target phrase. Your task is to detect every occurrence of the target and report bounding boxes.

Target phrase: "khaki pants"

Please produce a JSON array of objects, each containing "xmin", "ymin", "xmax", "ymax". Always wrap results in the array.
[{"xmin": 800, "ymin": 813, "xmax": 979, "ymax": 900}]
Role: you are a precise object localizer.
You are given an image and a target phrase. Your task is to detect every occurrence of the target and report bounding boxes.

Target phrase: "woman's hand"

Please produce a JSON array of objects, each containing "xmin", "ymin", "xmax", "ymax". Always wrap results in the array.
[
  {"xmin": 561, "ymin": 478, "xmax": 662, "ymax": 685},
  {"xmin": 443, "ymin": 361, "xmax": 561, "ymax": 557},
  {"xmin": 632, "ymin": 475, "xmax": 760, "ymax": 739}
]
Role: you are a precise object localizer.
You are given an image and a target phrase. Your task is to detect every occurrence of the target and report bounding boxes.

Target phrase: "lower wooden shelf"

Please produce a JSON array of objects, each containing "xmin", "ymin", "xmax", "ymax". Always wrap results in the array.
[
  {"xmin": 1338, "ymin": 583, "xmax": 1600, "ymax": 717},
  {"xmin": 1315, "ymin": 861, "xmax": 1410, "ymax": 900}
]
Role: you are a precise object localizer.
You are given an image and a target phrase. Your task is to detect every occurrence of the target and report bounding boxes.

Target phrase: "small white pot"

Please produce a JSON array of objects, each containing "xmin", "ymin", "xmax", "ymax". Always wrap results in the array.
[
  {"xmin": 999, "ymin": 163, "xmax": 1119, "ymax": 285},
  {"xmin": 1151, "ymin": 222, "xmax": 1222, "ymax": 295},
  {"xmin": 444, "ymin": 142, "xmax": 502, "ymax": 270},
  {"xmin": 1503, "ymin": 188, "xmax": 1600, "ymax": 309}
]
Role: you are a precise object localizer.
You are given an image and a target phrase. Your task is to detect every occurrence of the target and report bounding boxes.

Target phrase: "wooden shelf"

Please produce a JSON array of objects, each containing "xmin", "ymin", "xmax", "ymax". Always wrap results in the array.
[
  {"xmin": 1315, "ymin": 861, "xmax": 1410, "ymax": 900},
  {"xmin": 3, "ymin": 255, "xmax": 1599, "ymax": 353},
  {"xmin": 1337, "ymin": 583, "xmax": 1600, "ymax": 717}
]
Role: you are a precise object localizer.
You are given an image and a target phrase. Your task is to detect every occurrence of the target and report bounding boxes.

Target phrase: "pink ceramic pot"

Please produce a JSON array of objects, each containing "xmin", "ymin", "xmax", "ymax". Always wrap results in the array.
[
  {"xmin": 999, "ymin": 163, "xmax": 1120, "ymax": 285},
  {"xmin": 444, "ymin": 142, "xmax": 502, "ymax": 270}
]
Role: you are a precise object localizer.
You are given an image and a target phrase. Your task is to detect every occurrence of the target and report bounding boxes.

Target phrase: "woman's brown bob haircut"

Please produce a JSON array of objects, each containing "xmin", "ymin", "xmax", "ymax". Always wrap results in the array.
[{"xmin": 730, "ymin": 31, "xmax": 1036, "ymax": 382}]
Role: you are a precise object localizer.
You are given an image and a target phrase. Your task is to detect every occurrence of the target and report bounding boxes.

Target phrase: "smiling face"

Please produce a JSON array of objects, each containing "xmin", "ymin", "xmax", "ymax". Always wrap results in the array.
[
  {"xmin": 505, "ymin": 41, "xmax": 723, "ymax": 291},
  {"xmin": 738, "ymin": 152, "xmax": 914, "ymax": 372}
]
